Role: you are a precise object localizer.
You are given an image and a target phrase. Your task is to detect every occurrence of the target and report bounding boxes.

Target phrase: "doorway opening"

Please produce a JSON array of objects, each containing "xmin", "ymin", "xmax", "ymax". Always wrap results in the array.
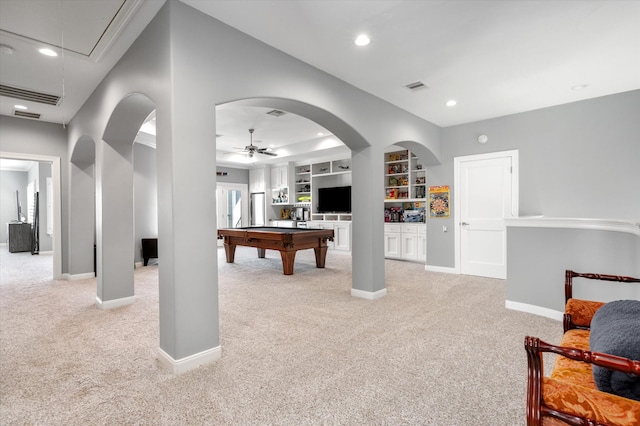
[{"xmin": 0, "ymin": 153, "xmax": 61, "ymax": 282}]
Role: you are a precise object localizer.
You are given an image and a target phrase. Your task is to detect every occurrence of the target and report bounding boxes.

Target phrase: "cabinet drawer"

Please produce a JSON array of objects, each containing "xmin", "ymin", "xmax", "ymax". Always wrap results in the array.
[
  {"xmin": 401, "ymin": 224, "xmax": 419, "ymax": 234},
  {"xmin": 385, "ymin": 224, "xmax": 402, "ymax": 233}
]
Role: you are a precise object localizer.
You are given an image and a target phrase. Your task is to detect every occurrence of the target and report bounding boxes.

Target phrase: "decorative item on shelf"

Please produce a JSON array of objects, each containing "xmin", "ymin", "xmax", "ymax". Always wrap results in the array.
[
  {"xmin": 415, "ymin": 186, "xmax": 426, "ymax": 198},
  {"xmin": 416, "ymin": 176, "xmax": 426, "ymax": 184},
  {"xmin": 390, "ymin": 164, "xmax": 404, "ymax": 174},
  {"xmin": 338, "ymin": 165, "xmax": 350, "ymax": 170},
  {"xmin": 398, "ymin": 190, "xmax": 409, "ymax": 199},
  {"xmin": 399, "ymin": 177, "xmax": 409, "ymax": 186},
  {"xmin": 401, "ymin": 164, "xmax": 409, "ymax": 173},
  {"xmin": 280, "ymin": 208, "xmax": 290, "ymax": 219},
  {"xmin": 403, "ymin": 209, "xmax": 425, "ymax": 223},
  {"xmin": 385, "ymin": 206, "xmax": 403, "ymax": 222},
  {"xmin": 297, "ymin": 195, "xmax": 311, "ymax": 202},
  {"xmin": 385, "ymin": 188, "xmax": 397, "ymax": 199},
  {"xmin": 416, "ymin": 164, "xmax": 423, "ymax": 170},
  {"xmin": 319, "ymin": 167, "xmax": 329, "ymax": 173},
  {"xmin": 388, "ymin": 177, "xmax": 398, "ymax": 186}
]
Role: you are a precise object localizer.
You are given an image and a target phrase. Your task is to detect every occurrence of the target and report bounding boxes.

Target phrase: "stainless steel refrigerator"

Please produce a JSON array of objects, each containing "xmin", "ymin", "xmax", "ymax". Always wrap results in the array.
[{"xmin": 250, "ymin": 192, "xmax": 266, "ymax": 226}]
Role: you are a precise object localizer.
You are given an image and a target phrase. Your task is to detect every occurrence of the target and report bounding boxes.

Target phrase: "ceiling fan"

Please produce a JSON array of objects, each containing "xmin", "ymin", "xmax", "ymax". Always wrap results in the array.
[{"xmin": 236, "ymin": 128, "xmax": 277, "ymax": 158}]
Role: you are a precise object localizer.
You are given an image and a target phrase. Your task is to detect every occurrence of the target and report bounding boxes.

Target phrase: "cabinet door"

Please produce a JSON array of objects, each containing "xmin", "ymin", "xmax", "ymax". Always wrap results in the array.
[
  {"xmin": 401, "ymin": 233, "xmax": 418, "ymax": 260},
  {"xmin": 384, "ymin": 232, "xmax": 401, "ymax": 258},
  {"xmin": 416, "ymin": 233, "xmax": 427, "ymax": 262},
  {"xmin": 271, "ymin": 165, "xmax": 288, "ymax": 188},
  {"xmin": 271, "ymin": 167, "xmax": 281, "ymax": 188},
  {"xmin": 249, "ymin": 168, "xmax": 264, "ymax": 193},
  {"xmin": 334, "ymin": 223, "xmax": 351, "ymax": 251},
  {"xmin": 316, "ymin": 222, "xmax": 335, "ymax": 249}
]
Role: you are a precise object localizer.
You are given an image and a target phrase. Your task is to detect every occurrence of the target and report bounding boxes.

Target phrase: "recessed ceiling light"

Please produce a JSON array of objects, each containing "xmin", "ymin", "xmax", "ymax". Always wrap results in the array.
[
  {"xmin": 14, "ymin": 104, "xmax": 28, "ymax": 110},
  {"xmin": 354, "ymin": 34, "xmax": 370, "ymax": 47},
  {"xmin": 571, "ymin": 84, "xmax": 589, "ymax": 90},
  {"xmin": 39, "ymin": 48, "xmax": 58, "ymax": 57},
  {"xmin": 445, "ymin": 100, "xmax": 457, "ymax": 107}
]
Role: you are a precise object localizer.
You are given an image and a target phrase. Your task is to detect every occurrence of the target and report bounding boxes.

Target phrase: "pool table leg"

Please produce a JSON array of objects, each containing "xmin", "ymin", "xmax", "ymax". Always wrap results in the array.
[
  {"xmin": 223, "ymin": 243, "xmax": 237, "ymax": 263},
  {"xmin": 314, "ymin": 246, "xmax": 328, "ymax": 268},
  {"xmin": 279, "ymin": 251, "xmax": 297, "ymax": 275},
  {"xmin": 257, "ymin": 248, "xmax": 266, "ymax": 258}
]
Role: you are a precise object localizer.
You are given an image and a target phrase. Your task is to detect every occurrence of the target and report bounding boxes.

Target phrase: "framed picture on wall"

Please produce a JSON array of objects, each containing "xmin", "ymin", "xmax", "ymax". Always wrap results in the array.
[{"xmin": 428, "ymin": 185, "xmax": 450, "ymax": 218}]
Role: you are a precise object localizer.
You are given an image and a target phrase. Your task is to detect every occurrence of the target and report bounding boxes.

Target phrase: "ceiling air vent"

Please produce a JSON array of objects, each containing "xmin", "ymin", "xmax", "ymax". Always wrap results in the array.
[
  {"xmin": 405, "ymin": 81, "xmax": 429, "ymax": 91},
  {"xmin": 266, "ymin": 109, "xmax": 286, "ymax": 117},
  {"xmin": 13, "ymin": 110, "xmax": 41, "ymax": 120},
  {"xmin": 0, "ymin": 84, "xmax": 60, "ymax": 106}
]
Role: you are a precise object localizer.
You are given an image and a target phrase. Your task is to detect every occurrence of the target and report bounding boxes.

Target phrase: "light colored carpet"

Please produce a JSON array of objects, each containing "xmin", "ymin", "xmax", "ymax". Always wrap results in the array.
[{"xmin": 0, "ymin": 246, "xmax": 562, "ymax": 425}]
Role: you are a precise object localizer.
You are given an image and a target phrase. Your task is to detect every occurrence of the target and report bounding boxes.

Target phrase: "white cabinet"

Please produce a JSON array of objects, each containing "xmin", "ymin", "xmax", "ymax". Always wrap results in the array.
[
  {"xmin": 384, "ymin": 224, "xmax": 402, "ymax": 258},
  {"xmin": 334, "ymin": 222, "xmax": 351, "ymax": 251},
  {"xmin": 401, "ymin": 233, "xmax": 418, "ymax": 261},
  {"xmin": 385, "ymin": 223, "xmax": 426, "ymax": 262},
  {"xmin": 308, "ymin": 221, "xmax": 351, "ymax": 251},
  {"xmin": 309, "ymin": 221, "xmax": 334, "ymax": 249},
  {"xmin": 417, "ymin": 231, "xmax": 427, "ymax": 262},
  {"xmin": 249, "ymin": 167, "xmax": 269, "ymax": 193},
  {"xmin": 271, "ymin": 165, "xmax": 289, "ymax": 188}
]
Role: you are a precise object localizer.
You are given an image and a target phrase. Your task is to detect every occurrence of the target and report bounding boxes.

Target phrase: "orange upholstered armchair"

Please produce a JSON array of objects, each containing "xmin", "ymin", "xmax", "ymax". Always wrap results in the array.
[{"xmin": 524, "ymin": 270, "xmax": 640, "ymax": 426}]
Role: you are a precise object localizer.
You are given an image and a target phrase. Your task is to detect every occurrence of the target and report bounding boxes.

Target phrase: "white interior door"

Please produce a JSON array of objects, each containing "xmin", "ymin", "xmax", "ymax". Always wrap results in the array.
[
  {"xmin": 455, "ymin": 151, "xmax": 518, "ymax": 279},
  {"xmin": 216, "ymin": 183, "xmax": 248, "ymax": 246}
]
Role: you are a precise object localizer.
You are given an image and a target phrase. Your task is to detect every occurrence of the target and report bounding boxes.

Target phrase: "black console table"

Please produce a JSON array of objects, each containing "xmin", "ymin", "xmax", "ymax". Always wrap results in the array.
[
  {"xmin": 8, "ymin": 223, "xmax": 32, "ymax": 253},
  {"xmin": 141, "ymin": 238, "xmax": 158, "ymax": 266}
]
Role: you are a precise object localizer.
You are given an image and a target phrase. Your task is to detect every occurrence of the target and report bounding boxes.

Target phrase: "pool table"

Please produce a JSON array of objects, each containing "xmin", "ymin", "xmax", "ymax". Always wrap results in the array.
[{"xmin": 217, "ymin": 227, "xmax": 334, "ymax": 275}]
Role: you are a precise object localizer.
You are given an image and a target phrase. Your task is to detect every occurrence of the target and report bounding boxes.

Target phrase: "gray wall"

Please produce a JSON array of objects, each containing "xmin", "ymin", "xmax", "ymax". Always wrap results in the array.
[
  {"xmin": 216, "ymin": 166, "xmax": 249, "ymax": 184},
  {"xmin": 427, "ymin": 90, "xmax": 640, "ymax": 268},
  {"xmin": 0, "ymin": 116, "xmax": 69, "ymax": 270},
  {"xmin": 0, "ymin": 170, "xmax": 28, "ymax": 242},
  {"xmin": 134, "ymin": 143, "xmax": 158, "ymax": 264},
  {"xmin": 507, "ymin": 226, "xmax": 640, "ymax": 312}
]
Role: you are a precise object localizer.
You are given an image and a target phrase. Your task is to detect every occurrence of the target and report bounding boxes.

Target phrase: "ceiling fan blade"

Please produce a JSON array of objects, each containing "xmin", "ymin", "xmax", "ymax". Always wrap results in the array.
[{"xmin": 258, "ymin": 150, "xmax": 277, "ymax": 156}]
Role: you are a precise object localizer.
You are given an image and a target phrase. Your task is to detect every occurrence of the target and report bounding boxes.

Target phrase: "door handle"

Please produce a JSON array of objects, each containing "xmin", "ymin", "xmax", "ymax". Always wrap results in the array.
[{"xmin": 460, "ymin": 222, "xmax": 470, "ymax": 226}]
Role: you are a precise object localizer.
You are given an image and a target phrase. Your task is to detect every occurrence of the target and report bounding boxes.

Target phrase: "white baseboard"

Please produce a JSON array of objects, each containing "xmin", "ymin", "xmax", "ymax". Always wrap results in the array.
[
  {"xmin": 505, "ymin": 300, "xmax": 563, "ymax": 321},
  {"xmin": 96, "ymin": 295, "xmax": 136, "ymax": 309},
  {"xmin": 158, "ymin": 345, "xmax": 222, "ymax": 374},
  {"xmin": 62, "ymin": 272, "xmax": 95, "ymax": 281},
  {"xmin": 0, "ymin": 242, "xmax": 6, "ymax": 247},
  {"xmin": 351, "ymin": 287, "xmax": 387, "ymax": 300},
  {"xmin": 135, "ymin": 261, "xmax": 143, "ymax": 269},
  {"xmin": 424, "ymin": 264, "xmax": 458, "ymax": 274}
]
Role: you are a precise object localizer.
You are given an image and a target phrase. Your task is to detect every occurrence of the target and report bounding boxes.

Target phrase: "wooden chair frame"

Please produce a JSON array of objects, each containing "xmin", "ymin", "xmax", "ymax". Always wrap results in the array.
[{"xmin": 563, "ymin": 270, "xmax": 640, "ymax": 333}]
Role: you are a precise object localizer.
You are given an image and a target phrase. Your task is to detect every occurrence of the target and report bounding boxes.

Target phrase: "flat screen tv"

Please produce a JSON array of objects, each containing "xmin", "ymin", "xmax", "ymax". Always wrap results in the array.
[{"xmin": 317, "ymin": 186, "xmax": 351, "ymax": 213}]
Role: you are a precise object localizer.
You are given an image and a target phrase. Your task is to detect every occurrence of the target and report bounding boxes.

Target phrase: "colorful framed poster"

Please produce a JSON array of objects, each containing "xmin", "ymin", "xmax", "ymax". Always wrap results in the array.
[{"xmin": 428, "ymin": 185, "xmax": 450, "ymax": 218}]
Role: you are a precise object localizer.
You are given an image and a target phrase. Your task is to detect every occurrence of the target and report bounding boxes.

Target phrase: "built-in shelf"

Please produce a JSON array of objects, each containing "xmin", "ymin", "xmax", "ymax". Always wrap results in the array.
[{"xmin": 311, "ymin": 213, "xmax": 352, "ymax": 221}]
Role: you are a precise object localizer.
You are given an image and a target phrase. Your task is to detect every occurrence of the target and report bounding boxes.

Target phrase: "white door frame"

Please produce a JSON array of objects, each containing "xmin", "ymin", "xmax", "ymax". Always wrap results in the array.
[
  {"xmin": 216, "ymin": 183, "xmax": 249, "ymax": 246},
  {"xmin": 454, "ymin": 150, "xmax": 519, "ymax": 275},
  {"xmin": 1, "ymin": 151, "xmax": 62, "ymax": 280}
]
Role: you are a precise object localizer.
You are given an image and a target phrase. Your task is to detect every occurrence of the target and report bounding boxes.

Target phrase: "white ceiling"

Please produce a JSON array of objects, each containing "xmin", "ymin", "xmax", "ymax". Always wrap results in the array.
[{"xmin": 1, "ymin": 0, "xmax": 639, "ymax": 165}]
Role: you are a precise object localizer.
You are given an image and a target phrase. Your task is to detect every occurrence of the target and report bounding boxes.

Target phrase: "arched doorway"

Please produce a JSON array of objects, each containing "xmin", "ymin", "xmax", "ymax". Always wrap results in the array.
[{"xmin": 96, "ymin": 93, "xmax": 156, "ymax": 308}]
